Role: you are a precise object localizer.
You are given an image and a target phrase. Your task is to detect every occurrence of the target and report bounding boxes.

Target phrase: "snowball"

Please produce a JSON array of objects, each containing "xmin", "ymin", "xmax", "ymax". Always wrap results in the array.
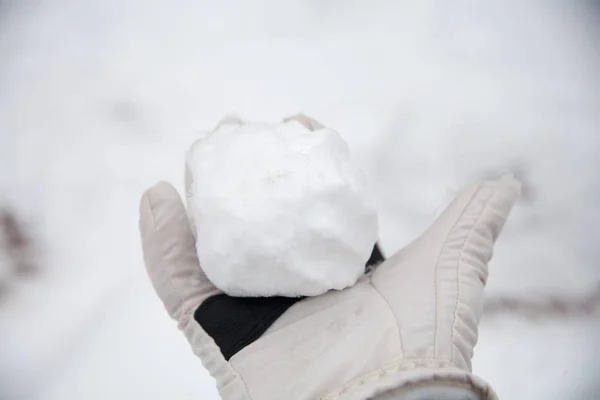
[{"xmin": 184, "ymin": 119, "xmax": 378, "ymax": 297}]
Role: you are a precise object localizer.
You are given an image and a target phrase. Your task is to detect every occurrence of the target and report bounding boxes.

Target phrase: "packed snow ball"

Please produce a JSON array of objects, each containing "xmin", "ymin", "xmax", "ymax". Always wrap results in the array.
[{"xmin": 185, "ymin": 119, "xmax": 379, "ymax": 297}]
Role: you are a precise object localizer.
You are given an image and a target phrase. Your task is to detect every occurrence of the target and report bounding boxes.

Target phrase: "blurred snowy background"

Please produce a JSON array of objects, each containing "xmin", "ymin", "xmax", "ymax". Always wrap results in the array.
[{"xmin": 0, "ymin": 0, "xmax": 599, "ymax": 399}]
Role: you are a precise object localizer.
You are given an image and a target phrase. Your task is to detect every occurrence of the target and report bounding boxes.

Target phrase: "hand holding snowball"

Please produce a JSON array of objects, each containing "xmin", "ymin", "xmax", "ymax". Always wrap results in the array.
[{"xmin": 139, "ymin": 114, "xmax": 521, "ymax": 400}]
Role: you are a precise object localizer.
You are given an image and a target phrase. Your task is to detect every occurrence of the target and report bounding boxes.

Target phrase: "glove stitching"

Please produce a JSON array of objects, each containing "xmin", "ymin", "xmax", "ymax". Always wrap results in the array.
[
  {"xmin": 451, "ymin": 184, "xmax": 496, "ymax": 365},
  {"xmin": 368, "ymin": 281, "xmax": 405, "ymax": 358},
  {"xmin": 432, "ymin": 182, "xmax": 484, "ymax": 359}
]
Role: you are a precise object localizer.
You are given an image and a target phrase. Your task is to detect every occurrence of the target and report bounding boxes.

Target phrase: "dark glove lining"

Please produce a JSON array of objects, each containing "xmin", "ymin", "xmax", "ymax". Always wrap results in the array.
[
  {"xmin": 366, "ymin": 242, "xmax": 385, "ymax": 270},
  {"xmin": 194, "ymin": 243, "xmax": 385, "ymax": 360}
]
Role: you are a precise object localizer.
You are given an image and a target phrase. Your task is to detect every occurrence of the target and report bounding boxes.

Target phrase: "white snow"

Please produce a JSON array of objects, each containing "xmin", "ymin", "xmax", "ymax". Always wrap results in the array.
[
  {"xmin": 0, "ymin": 1, "xmax": 599, "ymax": 399},
  {"xmin": 185, "ymin": 120, "xmax": 378, "ymax": 297}
]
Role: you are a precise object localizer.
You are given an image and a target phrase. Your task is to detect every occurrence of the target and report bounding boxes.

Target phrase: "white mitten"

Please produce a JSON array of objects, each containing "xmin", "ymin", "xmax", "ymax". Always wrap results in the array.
[{"xmin": 139, "ymin": 115, "xmax": 520, "ymax": 400}]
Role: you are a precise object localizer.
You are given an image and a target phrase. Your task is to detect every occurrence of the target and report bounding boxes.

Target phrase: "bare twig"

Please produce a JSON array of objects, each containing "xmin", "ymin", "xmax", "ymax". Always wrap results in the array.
[
  {"xmin": 0, "ymin": 207, "xmax": 39, "ymax": 299},
  {"xmin": 484, "ymin": 285, "xmax": 600, "ymax": 319}
]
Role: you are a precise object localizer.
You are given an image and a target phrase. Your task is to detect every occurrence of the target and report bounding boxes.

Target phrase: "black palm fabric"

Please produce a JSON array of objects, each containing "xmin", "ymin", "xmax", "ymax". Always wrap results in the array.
[{"xmin": 194, "ymin": 243, "xmax": 385, "ymax": 360}]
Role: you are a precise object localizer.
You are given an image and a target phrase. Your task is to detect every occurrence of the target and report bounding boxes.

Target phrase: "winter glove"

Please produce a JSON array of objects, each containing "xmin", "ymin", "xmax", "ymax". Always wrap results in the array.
[{"xmin": 139, "ymin": 115, "xmax": 520, "ymax": 400}]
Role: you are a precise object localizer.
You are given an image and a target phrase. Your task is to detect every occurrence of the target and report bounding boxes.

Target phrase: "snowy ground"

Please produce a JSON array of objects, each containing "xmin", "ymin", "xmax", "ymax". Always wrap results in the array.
[{"xmin": 0, "ymin": 1, "xmax": 599, "ymax": 399}]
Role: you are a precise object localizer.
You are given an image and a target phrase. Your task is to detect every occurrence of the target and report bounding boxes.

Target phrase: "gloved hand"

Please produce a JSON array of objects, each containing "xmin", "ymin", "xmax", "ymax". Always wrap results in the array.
[{"xmin": 139, "ymin": 115, "xmax": 520, "ymax": 400}]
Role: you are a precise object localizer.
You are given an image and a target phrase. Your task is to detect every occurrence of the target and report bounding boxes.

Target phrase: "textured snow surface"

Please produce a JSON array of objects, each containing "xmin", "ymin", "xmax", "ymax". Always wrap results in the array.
[
  {"xmin": 186, "ymin": 120, "xmax": 378, "ymax": 297},
  {"xmin": 0, "ymin": 1, "xmax": 599, "ymax": 399}
]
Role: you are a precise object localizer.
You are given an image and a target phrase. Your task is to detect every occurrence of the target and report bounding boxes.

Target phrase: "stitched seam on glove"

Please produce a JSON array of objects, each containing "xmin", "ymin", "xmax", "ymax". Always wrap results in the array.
[
  {"xmin": 431, "ymin": 182, "xmax": 484, "ymax": 360},
  {"xmin": 451, "ymin": 186, "xmax": 496, "ymax": 364},
  {"xmin": 369, "ymin": 280, "xmax": 405, "ymax": 357}
]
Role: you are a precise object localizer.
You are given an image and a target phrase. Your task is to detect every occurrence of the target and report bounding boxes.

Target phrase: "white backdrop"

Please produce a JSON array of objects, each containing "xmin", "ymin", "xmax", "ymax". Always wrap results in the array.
[{"xmin": 0, "ymin": 1, "xmax": 599, "ymax": 399}]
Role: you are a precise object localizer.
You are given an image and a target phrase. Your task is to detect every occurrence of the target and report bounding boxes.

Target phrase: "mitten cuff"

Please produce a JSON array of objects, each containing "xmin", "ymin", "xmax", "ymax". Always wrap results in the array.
[
  {"xmin": 374, "ymin": 381, "xmax": 481, "ymax": 400},
  {"xmin": 323, "ymin": 359, "xmax": 498, "ymax": 400}
]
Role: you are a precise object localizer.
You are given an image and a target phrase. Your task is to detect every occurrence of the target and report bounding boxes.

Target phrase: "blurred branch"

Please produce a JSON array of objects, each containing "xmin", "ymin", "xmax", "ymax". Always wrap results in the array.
[
  {"xmin": 484, "ymin": 285, "xmax": 600, "ymax": 319},
  {"xmin": 0, "ymin": 207, "xmax": 39, "ymax": 299}
]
